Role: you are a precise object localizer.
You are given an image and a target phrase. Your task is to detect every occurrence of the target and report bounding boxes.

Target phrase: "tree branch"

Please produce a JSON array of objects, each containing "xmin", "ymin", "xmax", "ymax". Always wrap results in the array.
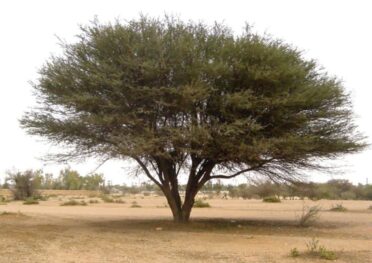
[{"xmin": 132, "ymin": 157, "xmax": 163, "ymax": 189}]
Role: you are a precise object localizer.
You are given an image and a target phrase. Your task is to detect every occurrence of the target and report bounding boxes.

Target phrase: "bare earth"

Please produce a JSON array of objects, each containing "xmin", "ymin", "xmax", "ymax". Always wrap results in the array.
[{"xmin": 0, "ymin": 196, "xmax": 371, "ymax": 263}]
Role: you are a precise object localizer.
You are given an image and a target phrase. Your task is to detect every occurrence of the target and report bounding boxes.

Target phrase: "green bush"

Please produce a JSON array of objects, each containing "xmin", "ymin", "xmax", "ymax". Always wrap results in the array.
[
  {"xmin": 193, "ymin": 199, "xmax": 211, "ymax": 208},
  {"xmin": 289, "ymin": 248, "xmax": 300, "ymax": 258},
  {"xmin": 7, "ymin": 170, "xmax": 39, "ymax": 200},
  {"xmin": 319, "ymin": 246, "xmax": 337, "ymax": 260},
  {"xmin": 262, "ymin": 196, "xmax": 281, "ymax": 203},
  {"xmin": 61, "ymin": 200, "xmax": 87, "ymax": 206},
  {"xmin": 305, "ymin": 238, "xmax": 337, "ymax": 260},
  {"xmin": 23, "ymin": 198, "xmax": 39, "ymax": 205}
]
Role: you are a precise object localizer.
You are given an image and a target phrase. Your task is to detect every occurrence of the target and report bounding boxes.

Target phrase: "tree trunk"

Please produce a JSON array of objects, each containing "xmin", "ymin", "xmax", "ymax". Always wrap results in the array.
[{"xmin": 163, "ymin": 188, "xmax": 191, "ymax": 223}]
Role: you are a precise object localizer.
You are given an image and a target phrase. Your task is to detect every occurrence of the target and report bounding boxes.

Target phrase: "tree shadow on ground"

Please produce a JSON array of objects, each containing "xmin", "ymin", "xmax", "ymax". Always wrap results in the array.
[{"xmin": 85, "ymin": 217, "xmax": 342, "ymax": 238}]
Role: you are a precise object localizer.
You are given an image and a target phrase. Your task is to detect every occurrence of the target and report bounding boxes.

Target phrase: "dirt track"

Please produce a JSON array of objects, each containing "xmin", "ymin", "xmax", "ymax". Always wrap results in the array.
[{"xmin": 1, "ymin": 197, "xmax": 371, "ymax": 262}]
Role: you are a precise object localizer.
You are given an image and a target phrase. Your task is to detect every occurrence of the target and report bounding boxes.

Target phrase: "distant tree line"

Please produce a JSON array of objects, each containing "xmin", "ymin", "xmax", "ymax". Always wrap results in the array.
[
  {"xmin": 2, "ymin": 169, "xmax": 371, "ymax": 201},
  {"xmin": 202, "ymin": 179, "xmax": 372, "ymax": 200},
  {"xmin": 2, "ymin": 169, "xmax": 105, "ymax": 191}
]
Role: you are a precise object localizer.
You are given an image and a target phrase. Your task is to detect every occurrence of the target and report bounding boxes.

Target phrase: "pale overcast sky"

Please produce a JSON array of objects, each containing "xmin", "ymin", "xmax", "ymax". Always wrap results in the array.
[{"xmin": 0, "ymin": 0, "xmax": 371, "ymax": 185}]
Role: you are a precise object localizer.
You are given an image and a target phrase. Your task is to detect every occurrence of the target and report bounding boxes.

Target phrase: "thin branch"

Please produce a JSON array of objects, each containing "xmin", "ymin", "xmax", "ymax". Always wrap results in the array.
[
  {"xmin": 210, "ymin": 162, "xmax": 267, "ymax": 180},
  {"xmin": 132, "ymin": 157, "xmax": 163, "ymax": 189}
]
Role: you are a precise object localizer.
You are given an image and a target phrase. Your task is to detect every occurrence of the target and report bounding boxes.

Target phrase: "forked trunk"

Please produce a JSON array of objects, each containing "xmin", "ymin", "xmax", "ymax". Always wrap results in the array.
[{"xmin": 164, "ymin": 188, "xmax": 196, "ymax": 223}]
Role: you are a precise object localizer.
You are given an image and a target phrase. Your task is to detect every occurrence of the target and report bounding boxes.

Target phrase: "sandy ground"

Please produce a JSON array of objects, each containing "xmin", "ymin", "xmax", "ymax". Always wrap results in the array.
[{"xmin": 0, "ymin": 196, "xmax": 371, "ymax": 263}]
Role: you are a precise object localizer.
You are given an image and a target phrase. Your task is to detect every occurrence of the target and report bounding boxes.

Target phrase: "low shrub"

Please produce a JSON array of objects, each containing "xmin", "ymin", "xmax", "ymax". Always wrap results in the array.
[
  {"xmin": 193, "ymin": 199, "xmax": 211, "ymax": 208},
  {"xmin": 289, "ymin": 248, "xmax": 300, "ymax": 258},
  {"xmin": 262, "ymin": 196, "xmax": 281, "ymax": 203},
  {"xmin": 61, "ymin": 200, "xmax": 87, "ymax": 206},
  {"xmin": 319, "ymin": 246, "xmax": 337, "ymax": 260},
  {"xmin": 100, "ymin": 195, "xmax": 114, "ymax": 203},
  {"xmin": 114, "ymin": 199, "xmax": 126, "ymax": 204},
  {"xmin": 298, "ymin": 205, "xmax": 321, "ymax": 227},
  {"xmin": 130, "ymin": 201, "xmax": 141, "ymax": 208},
  {"xmin": 329, "ymin": 203, "xmax": 347, "ymax": 212},
  {"xmin": 305, "ymin": 238, "xmax": 337, "ymax": 260},
  {"xmin": 88, "ymin": 199, "xmax": 100, "ymax": 204},
  {"xmin": 23, "ymin": 198, "xmax": 39, "ymax": 205}
]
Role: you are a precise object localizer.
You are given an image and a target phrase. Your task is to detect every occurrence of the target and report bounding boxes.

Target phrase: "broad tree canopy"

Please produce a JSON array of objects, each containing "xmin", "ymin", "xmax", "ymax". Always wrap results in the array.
[{"xmin": 21, "ymin": 17, "xmax": 365, "ymax": 222}]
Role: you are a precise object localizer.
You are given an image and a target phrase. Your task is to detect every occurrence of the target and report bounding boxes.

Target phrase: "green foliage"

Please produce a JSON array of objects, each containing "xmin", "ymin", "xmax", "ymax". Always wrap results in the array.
[
  {"xmin": 298, "ymin": 205, "xmax": 321, "ymax": 227},
  {"xmin": 23, "ymin": 198, "xmax": 39, "ymax": 205},
  {"xmin": 193, "ymin": 199, "xmax": 211, "ymax": 208},
  {"xmin": 262, "ymin": 196, "xmax": 281, "ymax": 203},
  {"xmin": 6, "ymin": 170, "xmax": 40, "ymax": 200},
  {"xmin": 289, "ymin": 248, "xmax": 300, "ymax": 258},
  {"xmin": 329, "ymin": 203, "xmax": 347, "ymax": 212},
  {"xmin": 60, "ymin": 200, "xmax": 87, "ymax": 206},
  {"xmin": 20, "ymin": 16, "xmax": 365, "ymax": 222},
  {"xmin": 318, "ymin": 246, "xmax": 337, "ymax": 260},
  {"xmin": 290, "ymin": 238, "xmax": 338, "ymax": 260}
]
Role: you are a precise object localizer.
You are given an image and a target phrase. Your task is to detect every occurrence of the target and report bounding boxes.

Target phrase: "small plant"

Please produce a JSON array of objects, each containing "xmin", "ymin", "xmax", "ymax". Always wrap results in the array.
[
  {"xmin": 262, "ymin": 196, "xmax": 281, "ymax": 203},
  {"xmin": 289, "ymin": 248, "xmax": 300, "ymax": 258},
  {"xmin": 305, "ymin": 238, "xmax": 337, "ymax": 260},
  {"xmin": 319, "ymin": 246, "xmax": 337, "ymax": 260},
  {"xmin": 193, "ymin": 199, "xmax": 211, "ymax": 208},
  {"xmin": 61, "ymin": 200, "xmax": 87, "ymax": 206},
  {"xmin": 298, "ymin": 205, "xmax": 321, "ymax": 227},
  {"xmin": 23, "ymin": 198, "xmax": 39, "ymax": 205},
  {"xmin": 130, "ymin": 201, "xmax": 141, "ymax": 208},
  {"xmin": 330, "ymin": 203, "xmax": 347, "ymax": 212},
  {"xmin": 88, "ymin": 199, "xmax": 100, "ymax": 204},
  {"xmin": 306, "ymin": 237, "xmax": 320, "ymax": 254}
]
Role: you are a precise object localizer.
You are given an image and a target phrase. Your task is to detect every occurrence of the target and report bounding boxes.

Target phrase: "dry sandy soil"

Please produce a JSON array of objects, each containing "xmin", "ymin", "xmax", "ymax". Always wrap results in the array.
[{"xmin": 0, "ymin": 195, "xmax": 371, "ymax": 263}]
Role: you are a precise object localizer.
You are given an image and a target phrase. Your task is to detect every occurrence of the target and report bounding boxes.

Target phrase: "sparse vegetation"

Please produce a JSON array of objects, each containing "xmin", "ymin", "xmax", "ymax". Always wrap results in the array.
[
  {"xmin": 0, "ymin": 196, "xmax": 8, "ymax": 205},
  {"xmin": 100, "ymin": 195, "xmax": 114, "ymax": 203},
  {"xmin": 0, "ymin": 211, "xmax": 24, "ymax": 216},
  {"xmin": 23, "ymin": 198, "xmax": 39, "ymax": 205},
  {"xmin": 130, "ymin": 201, "xmax": 141, "ymax": 208},
  {"xmin": 305, "ymin": 238, "xmax": 337, "ymax": 260},
  {"xmin": 330, "ymin": 203, "xmax": 347, "ymax": 212},
  {"xmin": 318, "ymin": 246, "xmax": 337, "ymax": 260},
  {"xmin": 7, "ymin": 170, "xmax": 39, "ymax": 200},
  {"xmin": 88, "ymin": 199, "xmax": 100, "ymax": 204},
  {"xmin": 262, "ymin": 196, "xmax": 281, "ymax": 203},
  {"xmin": 193, "ymin": 199, "xmax": 211, "ymax": 208},
  {"xmin": 298, "ymin": 205, "xmax": 321, "ymax": 227},
  {"xmin": 61, "ymin": 200, "xmax": 87, "ymax": 206},
  {"xmin": 289, "ymin": 248, "xmax": 300, "ymax": 258}
]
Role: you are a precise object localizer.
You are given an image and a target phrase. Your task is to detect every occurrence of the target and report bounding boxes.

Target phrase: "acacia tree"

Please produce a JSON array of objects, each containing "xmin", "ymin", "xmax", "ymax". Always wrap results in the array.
[{"xmin": 21, "ymin": 17, "xmax": 365, "ymax": 222}]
